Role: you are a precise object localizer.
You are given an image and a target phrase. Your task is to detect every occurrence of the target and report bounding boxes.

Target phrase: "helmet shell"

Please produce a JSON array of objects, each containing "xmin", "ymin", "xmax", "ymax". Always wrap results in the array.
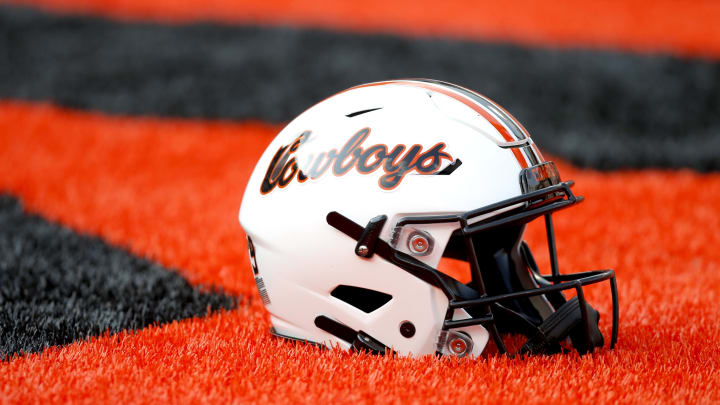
[{"xmin": 240, "ymin": 80, "xmax": 543, "ymax": 356}]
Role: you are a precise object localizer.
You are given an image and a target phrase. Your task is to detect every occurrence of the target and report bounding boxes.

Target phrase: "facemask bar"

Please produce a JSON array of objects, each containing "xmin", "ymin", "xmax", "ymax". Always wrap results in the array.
[{"xmin": 326, "ymin": 180, "xmax": 619, "ymax": 356}]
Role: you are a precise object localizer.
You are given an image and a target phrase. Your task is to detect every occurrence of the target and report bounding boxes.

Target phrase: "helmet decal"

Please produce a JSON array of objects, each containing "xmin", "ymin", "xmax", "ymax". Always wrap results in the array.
[{"xmin": 260, "ymin": 128, "xmax": 454, "ymax": 194}]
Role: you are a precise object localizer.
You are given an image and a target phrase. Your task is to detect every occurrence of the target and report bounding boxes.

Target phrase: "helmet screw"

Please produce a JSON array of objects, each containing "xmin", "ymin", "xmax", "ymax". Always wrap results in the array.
[
  {"xmin": 408, "ymin": 232, "xmax": 432, "ymax": 255},
  {"xmin": 399, "ymin": 321, "xmax": 416, "ymax": 338},
  {"xmin": 449, "ymin": 336, "xmax": 468, "ymax": 355},
  {"xmin": 356, "ymin": 245, "xmax": 369, "ymax": 257}
]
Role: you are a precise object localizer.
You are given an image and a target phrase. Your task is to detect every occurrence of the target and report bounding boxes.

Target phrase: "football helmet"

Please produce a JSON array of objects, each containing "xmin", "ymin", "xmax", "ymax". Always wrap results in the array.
[{"xmin": 239, "ymin": 79, "xmax": 618, "ymax": 357}]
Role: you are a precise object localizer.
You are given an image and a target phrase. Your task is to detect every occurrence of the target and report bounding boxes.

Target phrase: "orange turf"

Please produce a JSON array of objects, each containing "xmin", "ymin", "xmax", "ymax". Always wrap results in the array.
[
  {"xmin": 0, "ymin": 101, "xmax": 719, "ymax": 403},
  {"xmin": 7, "ymin": 0, "xmax": 720, "ymax": 58}
]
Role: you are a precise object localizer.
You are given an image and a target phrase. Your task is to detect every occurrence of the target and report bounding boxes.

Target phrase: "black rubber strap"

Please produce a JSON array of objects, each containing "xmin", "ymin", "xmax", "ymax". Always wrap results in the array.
[
  {"xmin": 354, "ymin": 215, "xmax": 387, "ymax": 258},
  {"xmin": 314, "ymin": 315, "xmax": 357, "ymax": 343},
  {"xmin": 352, "ymin": 332, "xmax": 387, "ymax": 355},
  {"xmin": 314, "ymin": 315, "xmax": 388, "ymax": 355}
]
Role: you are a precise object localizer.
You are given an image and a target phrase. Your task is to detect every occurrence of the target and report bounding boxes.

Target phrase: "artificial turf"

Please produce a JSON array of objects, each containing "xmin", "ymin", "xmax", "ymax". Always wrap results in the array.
[
  {"xmin": 1, "ymin": 101, "xmax": 719, "ymax": 402},
  {"xmin": 2, "ymin": 0, "xmax": 720, "ymax": 402}
]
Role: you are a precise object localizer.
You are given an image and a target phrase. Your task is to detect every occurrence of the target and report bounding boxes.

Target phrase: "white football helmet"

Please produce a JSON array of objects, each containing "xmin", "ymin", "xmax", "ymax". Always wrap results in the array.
[{"xmin": 239, "ymin": 79, "xmax": 618, "ymax": 357}]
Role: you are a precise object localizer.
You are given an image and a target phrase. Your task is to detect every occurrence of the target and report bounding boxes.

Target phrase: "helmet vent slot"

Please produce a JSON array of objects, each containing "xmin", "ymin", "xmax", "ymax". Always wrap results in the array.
[{"xmin": 330, "ymin": 285, "xmax": 392, "ymax": 313}]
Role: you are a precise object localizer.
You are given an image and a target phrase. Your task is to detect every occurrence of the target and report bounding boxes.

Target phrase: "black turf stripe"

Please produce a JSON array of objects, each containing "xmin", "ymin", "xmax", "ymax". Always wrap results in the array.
[
  {"xmin": 2, "ymin": 6, "xmax": 720, "ymax": 171},
  {"xmin": 0, "ymin": 195, "xmax": 237, "ymax": 359}
]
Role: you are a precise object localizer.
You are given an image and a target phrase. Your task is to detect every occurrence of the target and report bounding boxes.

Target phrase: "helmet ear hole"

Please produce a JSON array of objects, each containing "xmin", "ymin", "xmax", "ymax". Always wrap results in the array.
[{"xmin": 330, "ymin": 285, "xmax": 392, "ymax": 313}]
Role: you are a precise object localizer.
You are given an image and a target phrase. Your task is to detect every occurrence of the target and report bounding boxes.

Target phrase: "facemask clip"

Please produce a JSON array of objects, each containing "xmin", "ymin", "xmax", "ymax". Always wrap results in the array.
[{"xmin": 437, "ymin": 330, "xmax": 474, "ymax": 357}]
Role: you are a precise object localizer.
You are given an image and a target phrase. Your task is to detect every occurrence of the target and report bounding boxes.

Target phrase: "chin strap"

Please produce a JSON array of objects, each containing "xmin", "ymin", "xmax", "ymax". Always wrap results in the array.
[
  {"xmin": 314, "ymin": 315, "xmax": 389, "ymax": 355},
  {"xmin": 354, "ymin": 215, "xmax": 387, "ymax": 258},
  {"xmin": 519, "ymin": 297, "xmax": 604, "ymax": 356}
]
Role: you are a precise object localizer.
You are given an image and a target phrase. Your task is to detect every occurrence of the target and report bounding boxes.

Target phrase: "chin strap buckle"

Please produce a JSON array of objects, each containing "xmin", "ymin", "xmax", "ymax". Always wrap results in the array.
[{"xmin": 354, "ymin": 215, "xmax": 387, "ymax": 258}]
